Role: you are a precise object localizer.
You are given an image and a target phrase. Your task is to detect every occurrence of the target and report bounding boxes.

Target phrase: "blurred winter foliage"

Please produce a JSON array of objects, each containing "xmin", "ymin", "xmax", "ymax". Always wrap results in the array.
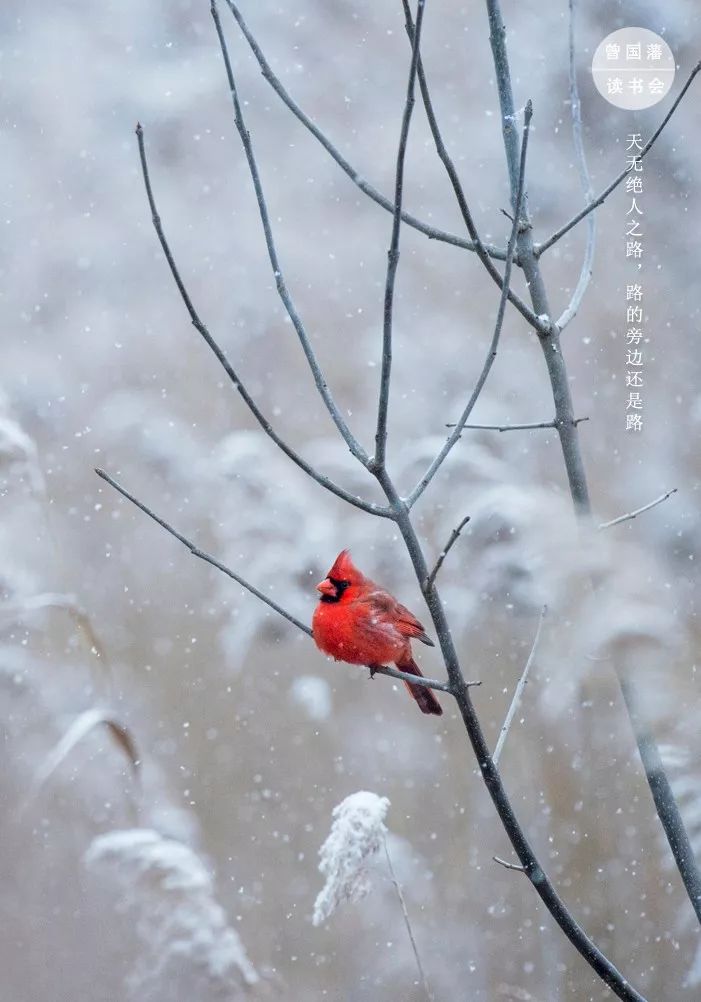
[
  {"xmin": 290, "ymin": 674, "xmax": 332, "ymax": 722},
  {"xmin": 85, "ymin": 828, "xmax": 259, "ymax": 999},
  {"xmin": 2, "ymin": 0, "xmax": 701, "ymax": 998}
]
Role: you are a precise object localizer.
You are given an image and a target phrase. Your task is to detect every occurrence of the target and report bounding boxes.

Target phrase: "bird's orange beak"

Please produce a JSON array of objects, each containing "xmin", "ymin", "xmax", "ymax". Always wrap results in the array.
[{"xmin": 316, "ymin": 578, "xmax": 336, "ymax": 596}]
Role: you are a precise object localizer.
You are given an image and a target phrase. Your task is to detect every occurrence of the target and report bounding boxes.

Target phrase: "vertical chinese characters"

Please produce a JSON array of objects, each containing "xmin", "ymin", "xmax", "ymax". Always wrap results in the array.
[{"xmin": 625, "ymin": 134, "xmax": 645, "ymax": 432}]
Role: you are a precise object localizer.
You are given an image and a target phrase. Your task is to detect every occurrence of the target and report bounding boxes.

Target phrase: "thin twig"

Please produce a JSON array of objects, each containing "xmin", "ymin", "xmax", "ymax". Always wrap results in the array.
[
  {"xmin": 493, "ymin": 606, "xmax": 547, "ymax": 767},
  {"xmin": 426, "ymin": 515, "xmax": 471, "ymax": 587},
  {"xmin": 210, "ymin": 0, "xmax": 369, "ymax": 466},
  {"xmin": 537, "ymin": 61, "xmax": 701, "ymax": 258},
  {"xmin": 446, "ymin": 417, "xmax": 589, "ymax": 432},
  {"xmin": 598, "ymin": 488, "xmax": 678, "ymax": 530},
  {"xmin": 376, "ymin": 664, "xmax": 480, "ymax": 693},
  {"xmin": 96, "ymin": 468, "xmax": 312, "ymax": 635},
  {"xmin": 555, "ymin": 0, "xmax": 596, "ymax": 331},
  {"xmin": 401, "ymin": 0, "xmax": 546, "ymax": 334},
  {"xmin": 384, "ymin": 837, "xmax": 435, "ymax": 1002},
  {"xmin": 406, "ymin": 101, "xmax": 534, "ymax": 509},
  {"xmin": 448, "ymin": 420, "xmax": 553, "ymax": 431},
  {"xmin": 374, "ymin": 0, "xmax": 426, "ymax": 470},
  {"xmin": 222, "ymin": 0, "xmax": 508, "ymax": 260},
  {"xmin": 493, "ymin": 855, "xmax": 526, "ymax": 873},
  {"xmin": 134, "ymin": 124, "xmax": 386, "ymax": 519},
  {"xmin": 94, "ymin": 469, "xmax": 457, "ymax": 696}
]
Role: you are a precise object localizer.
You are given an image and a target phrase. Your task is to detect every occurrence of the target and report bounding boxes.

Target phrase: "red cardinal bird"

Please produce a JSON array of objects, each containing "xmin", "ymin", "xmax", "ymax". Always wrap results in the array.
[{"xmin": 312, "ymin": 550, "xmax": 442, "ymax": 716}]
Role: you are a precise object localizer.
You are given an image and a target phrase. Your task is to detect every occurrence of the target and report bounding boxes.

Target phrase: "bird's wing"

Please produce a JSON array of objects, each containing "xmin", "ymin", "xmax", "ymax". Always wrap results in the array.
[
  {"xmin": 396, "ymin": 602, "xmax": 435, "ymax": 646},
  {"xmin": 364, "ymin": 591, "xmax": 434, "ymax": 647}
]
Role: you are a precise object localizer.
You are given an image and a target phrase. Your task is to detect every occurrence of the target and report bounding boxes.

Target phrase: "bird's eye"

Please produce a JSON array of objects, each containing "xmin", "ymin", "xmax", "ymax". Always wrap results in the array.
[{"xmin": 329, "ymin": 577, "xmax": 350, "ymax": 594}]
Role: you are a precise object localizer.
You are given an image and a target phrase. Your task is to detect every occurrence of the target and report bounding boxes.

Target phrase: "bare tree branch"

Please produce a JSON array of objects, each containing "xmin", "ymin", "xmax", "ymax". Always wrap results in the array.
[
  {"xmin": 554, "ymin": 0, "xmax": 595, "ymax": 332},
  {"xmin": 493, "ymin": 855, "xmax": 526, "ymax": 873},
  {"xmin": 401, "ymin": 0, "xmax": 547, "ymax": 334},
  {"xmin": 537, "ymin": 60, "xmax": 701, "ymax": 258},
  {"xmin": 448, "ymin": 420, "xmax": 553, "ymax": 431},
  {"xmin": 222, "ymin": 0, "xmax": 508, "ymax": 260},
  {"xmin": 480, "ymin": 3, "xmax": 669, "ymax": 995},
  {"xmin": 374, "ymin": 469, "xmax": 646, "ymax": 1002},
  {"xmin": 373, "ymin": 664, "xmax": 477, "ymax": 694},
  {"xmin": 135, "ymin": 124, "xmax": 385, "ymax": 519},
  {"xmin": 426, "ymin": 515, "xmax": 471, "ymax": 588},
  {"xmin": 618, "ymin": 676, "xmax": 701, "ymax": 927},
  {"xmin": 493, "ymin": 606, "xmax": 547, "ymax": 767},
  {"xmin": 374, "ymin": 0, "xmax": 427, "ymax": 470},
  {"xmin": 406, "ymin": 101, "xmax": 533, "ymax": 509},
  {"xmin": 485, "ymin": 0, "xmax": 701, "ymax": 940},
  {"xmin": 487, "ymin": 11, "xmax": 589, "ymax": 516},
  {"xmin": 445, "ymin": 417, "xmax": 589, "ymax": 432},
  {"xmin": 598, "ymin": 488, "xmax": 678, "ymax": 530},
  {"xmin": 210, "ymin": 0, "xmax": 369, "ymax": 466}
]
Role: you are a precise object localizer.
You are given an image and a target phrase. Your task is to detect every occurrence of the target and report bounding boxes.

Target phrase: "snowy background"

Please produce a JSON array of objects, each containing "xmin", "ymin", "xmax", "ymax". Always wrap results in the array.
[{"xmin": 2, "ymin": 0, "xmax": 701, "ymax": 998}]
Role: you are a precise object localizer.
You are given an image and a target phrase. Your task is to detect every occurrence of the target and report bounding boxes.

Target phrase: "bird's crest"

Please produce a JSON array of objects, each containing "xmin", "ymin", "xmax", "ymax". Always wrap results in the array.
[{"xmin": 326, "ymin": 549, "xmax": 363, "ymax": 584}]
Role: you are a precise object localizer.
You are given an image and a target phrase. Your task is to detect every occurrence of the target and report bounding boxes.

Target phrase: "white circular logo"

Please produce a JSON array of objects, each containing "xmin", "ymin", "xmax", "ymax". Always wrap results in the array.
[{"xmin": 592, "ymin": 28, "xmax": 675, "ymax": 110}]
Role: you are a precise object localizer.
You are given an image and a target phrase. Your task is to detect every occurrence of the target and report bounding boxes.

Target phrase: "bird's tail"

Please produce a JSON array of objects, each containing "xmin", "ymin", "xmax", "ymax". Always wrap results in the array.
[{"xmin": 397, "ymin": 657, "xmax": 443, "ymax": 716}]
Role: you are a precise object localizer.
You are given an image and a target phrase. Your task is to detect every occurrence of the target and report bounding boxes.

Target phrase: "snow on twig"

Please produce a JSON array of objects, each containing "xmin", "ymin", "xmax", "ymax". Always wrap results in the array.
[{"xmin": 313, "ymin": 791, "xmax": 390, "ymax": 926}]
